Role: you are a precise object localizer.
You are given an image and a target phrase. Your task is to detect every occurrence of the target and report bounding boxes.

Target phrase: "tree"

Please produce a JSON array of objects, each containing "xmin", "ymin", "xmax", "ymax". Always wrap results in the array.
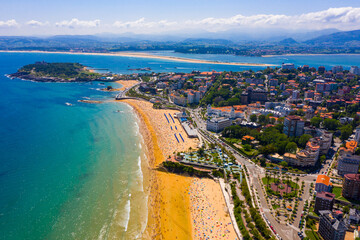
[
  {"xmin": 298, "ymin": 134, "xmax": 312, "ymax": 148},
  {"xmin": 285, "ymin": 142, "xmax": 298, "ymax": 153},
  {"xmin": 243, "ymin": 144, "xmax": 251, "ymax": 152},
  {"xmin": 227, "ymin": 97, "xmax": 240, "ymax": 106},
  {"xmin": 324, "ymin": 118, "xmax": 339, "ymax": 131},
  {"xmin": 295, "ymin": 177, "xmax": 300, "ymax": 196},
  {"xmin": 279, "ymin": 161, "xmax": 288, "ymax": 168},
  {"xmin": 340, "ymin": 124, "xmax": 353, "ymax": 141},
  {"xmin": 320, "ymin": 155, "xmax": 326, "ymax": 163},
  {"xmin": 197, "ymin": 148, "xmax": 205, "ymax": 157},
  {"xmin": 258, "ymin": 114, "xmax": 266, "ymax": 123},
  {"xmin": 250, "ymin": 114, "xmax": 257, "ymax": 123},
  {"xmin": 260, "ymin": 158, "xmax": 266, "ymax": 167}
]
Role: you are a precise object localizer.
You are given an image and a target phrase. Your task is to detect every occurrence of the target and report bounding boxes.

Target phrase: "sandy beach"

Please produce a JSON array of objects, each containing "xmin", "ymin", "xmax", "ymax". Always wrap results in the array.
[
  {"xmin": 116, "ymin": 80, "xmax": 140, "ymax": 91},
  {"xmin": 189, "ymin": 178, "xmax": 238, "ymax": 239},
  {"xmin": 0, "ymin": 50, "xmax": 274, "ymax": 67},
  {"xmin": 120, "ymin": 99, "xmax": 237, "ymax": 239}
]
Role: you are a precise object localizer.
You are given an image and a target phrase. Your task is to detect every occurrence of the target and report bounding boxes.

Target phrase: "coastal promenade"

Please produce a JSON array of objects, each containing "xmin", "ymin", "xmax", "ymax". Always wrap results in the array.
[{"xmin": 219, "ymin": 178, "xmax": 243, "ymax": 239}]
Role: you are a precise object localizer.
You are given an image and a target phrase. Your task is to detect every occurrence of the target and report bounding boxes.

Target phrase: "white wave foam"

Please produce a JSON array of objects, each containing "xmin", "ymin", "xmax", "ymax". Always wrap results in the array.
[
  {"xmin": 97, "ymin": 223, "xmax": 108, "ymax": 240},
  {"xmin": 123, "ymin": 197, "xmax": 131, "ymax": 232}
]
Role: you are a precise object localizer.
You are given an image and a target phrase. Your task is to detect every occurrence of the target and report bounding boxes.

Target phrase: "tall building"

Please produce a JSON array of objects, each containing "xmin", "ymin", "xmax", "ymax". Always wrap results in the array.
[
  {"xmin": 241, "ymin": 87, "xmax": 267, "ymax": 104},
  {"xmin": 350, "ymin": 66, "xmax": 360, "ymax": 75},
  {"xmin": 318, "ymin": 66, "xmax": 326, "ymax": 74},
  {"xmin": 332, "ymin": 66, "xmax": 343, "ymax": 74},
  {"xmin": 342, "ymin": 174, "xmax": 360, "ymax": 201},
  {"xmin": 315, "ymin": 192, "xmax": 335, "ymax": 213},
  {"xmin": 337, "ymin": 148, "xmax": 360, "ymax": 176},
  {"xmin": 355, "ymin": 126, "xmax": 360, "ymax": 143},
  {"xmin": 283, "ymin": 115, "xmax": 304, "ymax": 137},
  {"xmin": 318, "ymin": 210, "xmax": 346, "ymax": 240},
  {"xmin": 292, "ymin": 90, "xmax": 300, "ymax": 100}
]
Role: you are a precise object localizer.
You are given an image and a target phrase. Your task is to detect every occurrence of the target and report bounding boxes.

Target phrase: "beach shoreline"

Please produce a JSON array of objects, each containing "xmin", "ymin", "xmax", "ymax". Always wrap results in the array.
[
  {"xmin": 0, "ymin": 50, "xmax": 275, "ymax": 67},
  {"xmin": 118, "ymin": 99, "xmax": 237, "ymax": 239}
]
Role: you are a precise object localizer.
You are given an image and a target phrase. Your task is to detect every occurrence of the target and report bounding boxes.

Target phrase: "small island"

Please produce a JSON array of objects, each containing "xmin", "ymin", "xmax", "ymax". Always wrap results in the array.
[{"xmin": 8, "ymin": 61, "xmax": 109, "ymax": 82}]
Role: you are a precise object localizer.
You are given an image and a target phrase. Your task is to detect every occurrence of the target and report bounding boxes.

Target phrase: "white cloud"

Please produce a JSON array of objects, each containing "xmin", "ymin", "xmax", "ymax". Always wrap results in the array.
[
  {"xmin": 109, "ymin": 8, "xmax": 360, "ymax": 33},
  {"xmin": 26, "ymin": 20, "xmax": 48, "ymax": 27},
  {"xmin": 0, "ymin": 19, "xmax": 18, "ymax": 27},
  {"xmin": 55, "ymin": 18, "xmax": 100, "ymax": 28},
  {"xmin": 113, "ymin": 18, "xmax": 176, "ymax": 29},
  {"xmin": 186, "ymin": 7, "xmax": 360, "ymax": 31}
]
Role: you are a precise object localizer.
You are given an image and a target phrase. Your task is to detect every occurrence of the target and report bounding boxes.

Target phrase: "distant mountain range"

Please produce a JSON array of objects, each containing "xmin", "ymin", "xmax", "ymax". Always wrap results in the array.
[
  {"xmin": 1, "ymin": 28, "xmax": 360, "ymax": 55},
  {"xmin": 304, "ymin": 29, "xmax": 360, "ymax": 47}
]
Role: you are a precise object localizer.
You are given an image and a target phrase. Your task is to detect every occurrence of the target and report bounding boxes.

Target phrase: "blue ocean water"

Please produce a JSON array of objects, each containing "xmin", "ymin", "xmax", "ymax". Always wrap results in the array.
[{"xmin": 1, "ymin": 51, "xmax": 360, "ymax": 239}]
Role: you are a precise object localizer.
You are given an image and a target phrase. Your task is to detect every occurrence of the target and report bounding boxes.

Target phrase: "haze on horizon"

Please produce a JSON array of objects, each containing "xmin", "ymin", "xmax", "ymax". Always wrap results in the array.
[{"xmin": 1, "ymin": 0, "xmax": 360, "ymax": 37}]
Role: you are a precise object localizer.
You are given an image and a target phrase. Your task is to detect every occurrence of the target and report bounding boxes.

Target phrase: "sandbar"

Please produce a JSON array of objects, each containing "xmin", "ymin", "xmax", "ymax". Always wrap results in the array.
[{"xmin": 0, "ymin": 50, "xmax": 275, "ymax": 67}]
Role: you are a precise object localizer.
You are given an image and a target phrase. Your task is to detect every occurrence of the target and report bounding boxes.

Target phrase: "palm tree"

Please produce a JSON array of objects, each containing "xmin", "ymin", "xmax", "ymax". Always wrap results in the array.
[
  {"xmin": 295, "ymin": 177, "xmax": 300, "ymax": 197},
  {"xmin": 286, "ymin": 175, "xmax": 290, "ymax": 193},
  {"xmin": 265, "ymin": 172, "xmax": 270, "ymax": 188},
  {"xmin": 190, "ymin": 152, "xmax": 194, "ymax": 162}
]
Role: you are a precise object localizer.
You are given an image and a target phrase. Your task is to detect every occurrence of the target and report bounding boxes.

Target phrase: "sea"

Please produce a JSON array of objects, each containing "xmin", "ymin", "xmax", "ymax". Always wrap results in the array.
[{"xmin": 1, "ymin": 51, "xmax": 360, "ymax": 240}]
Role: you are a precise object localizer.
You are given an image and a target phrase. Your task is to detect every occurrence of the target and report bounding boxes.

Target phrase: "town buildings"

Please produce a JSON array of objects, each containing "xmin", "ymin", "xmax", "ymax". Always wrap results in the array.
[
  {"xmin": 315, "ymin": 192, "xmax": 335, "ymax": 213},
  {"xmin": 342, "ymin": 174, "xmax": 360, "ymax": 201},
  {"xmin": 318, "ymin": 210, "xmax": 347, "ymax": 240}
]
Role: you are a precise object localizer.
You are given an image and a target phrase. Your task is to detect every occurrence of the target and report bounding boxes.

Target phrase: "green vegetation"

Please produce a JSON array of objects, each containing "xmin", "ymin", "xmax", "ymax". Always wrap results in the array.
[
  {"xmin": 240, "ymin": 172, "xmax": 273, "ymax": 239},
  {"xmin": 160, "ymin": 161, "xmax": 209, "ymax": 178},
  {"xmin": 16, "ymin": 62, "xmax": 102, "ymax": 81},
  {"xmin": 332, "ymin": 186, "xmax": 343, "ymax": 199},
  {"xmin": 305, "ymin": 230, "xmax": 321, "ymax": 240}
]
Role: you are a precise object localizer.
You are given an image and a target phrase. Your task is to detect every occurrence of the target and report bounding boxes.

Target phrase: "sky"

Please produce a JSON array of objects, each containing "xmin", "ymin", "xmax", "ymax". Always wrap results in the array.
[{"xmin": 1, "ymin": 0, "xmax": 360, "ymax": 36}]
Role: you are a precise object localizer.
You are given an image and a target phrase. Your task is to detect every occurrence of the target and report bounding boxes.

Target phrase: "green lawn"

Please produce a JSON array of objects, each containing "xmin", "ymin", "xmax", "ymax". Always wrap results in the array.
[
  {"xmin": 225, "ymin": 138, "xmax": 241, "ymax": 144},
  {"xmin": 332, "ymin": 186, "xmax": 342, "ymax": 198},
  {"xmin": 273, "ymin": 204, "xmax": 280, "ymax": 210},
  {"xmin": 305, "ymin": 230, "xmax": 321, "ymax": 240}
]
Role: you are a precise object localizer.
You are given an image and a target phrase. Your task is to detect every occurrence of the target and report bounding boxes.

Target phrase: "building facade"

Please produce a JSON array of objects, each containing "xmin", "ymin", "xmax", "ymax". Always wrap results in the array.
[
  {"xmin": 342, "ymin": 174, "xmax": 360, "ymax": 201},
  {"xmin": 315, "ymin": 192, "xmax": 335, "ymax": 213},
  {"xmin": 206, "ymin": 118, "xmax": 232, "ymax": 133},
  {"xmin": 318, "ymin": 210, "xmax": 346, "ymax": 240},
  {"xmin": 283, "ymin": 115, "xmax": 305, "ymax": 137},
  {"xmin": 337, "ymin": 151, "xmax": 360, "ymax": 176}
]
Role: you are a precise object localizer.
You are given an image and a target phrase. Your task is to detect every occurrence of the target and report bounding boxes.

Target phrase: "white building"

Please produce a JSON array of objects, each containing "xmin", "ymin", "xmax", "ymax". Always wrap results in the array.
[
  {"xmin": 350, "ymin": 66, "xmax": 360, "ymax": 75},
  {"xmin": 207, "ymin": 105, "xmax": 244, "ymax": 119},
  {"xmin": 282, "ymin": 63, "xmax": 295, "ymax": 70},
  {"xmin": 206, "ymin": 117, "xmax": 232, "ymax": 132},
  {"xmin": 337, "ymin": 150, "xmax": 360, "ymax": 176},
  {"xmin": 292, "ymin": 90, "xmax": 300, "ymax": 100},
  {"xmin": 355, "ymin": 126, "xmax": 360, "ymax": 143}
]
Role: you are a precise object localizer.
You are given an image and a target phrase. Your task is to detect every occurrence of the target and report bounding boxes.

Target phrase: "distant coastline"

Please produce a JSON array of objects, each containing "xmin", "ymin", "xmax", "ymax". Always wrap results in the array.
[
  {"xmin": 0, "ymin": 50, "xmax": 276, "ymax": 67},
  {"xmin": 262, "ymin": 53, "xmax": 360, "ymax": 57}
]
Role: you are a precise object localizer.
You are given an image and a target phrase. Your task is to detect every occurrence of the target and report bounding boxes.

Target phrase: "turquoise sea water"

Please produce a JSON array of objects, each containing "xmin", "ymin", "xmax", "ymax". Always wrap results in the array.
[{"xmin": 1, "ymin": 51, "xmax": 360, "ymax": 240}]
